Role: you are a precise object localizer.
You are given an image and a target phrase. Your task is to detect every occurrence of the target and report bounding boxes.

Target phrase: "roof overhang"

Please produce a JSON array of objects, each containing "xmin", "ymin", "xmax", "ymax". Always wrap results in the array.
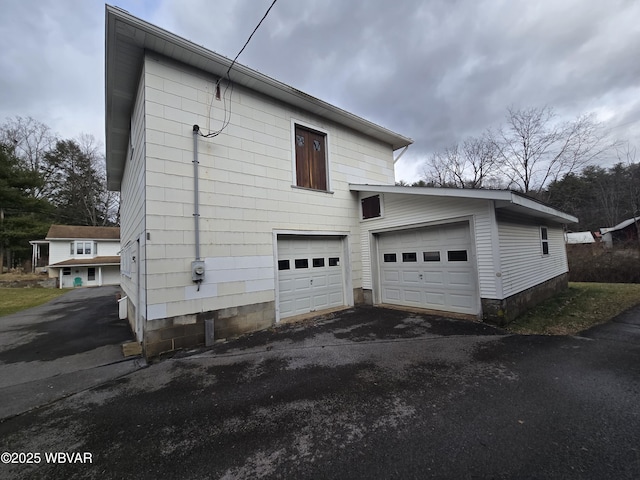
[
  {"xmin": 105, "ymin": 5, "xmax": 413, "ymax": 191},
  {"xmin": 49, "ymin": 256, "xmax": 121, "ymax": 268},
  {"xmin": 350, "ymin": 185, "xmax": 579, "ymax": 224}
]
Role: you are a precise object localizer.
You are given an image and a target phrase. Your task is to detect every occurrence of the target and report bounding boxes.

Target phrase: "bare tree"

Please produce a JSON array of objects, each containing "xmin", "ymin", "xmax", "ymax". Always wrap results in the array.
[
  {"xmin": 423, "ymin": 135, "xmax": 500, "ymax": 189},
  {"xmin": 0, "ymin": 116, "xmax": 56, "ymax": 198},
  {"xmin": 497, "ymin": 106, "xmax": 611, "ymax": 195}
]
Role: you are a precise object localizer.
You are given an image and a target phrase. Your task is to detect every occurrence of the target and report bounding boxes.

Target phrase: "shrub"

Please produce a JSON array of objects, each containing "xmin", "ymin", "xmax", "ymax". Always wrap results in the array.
[{"xmin": 567, "ymin": 244, "xmax": 640, "ymax": 283}]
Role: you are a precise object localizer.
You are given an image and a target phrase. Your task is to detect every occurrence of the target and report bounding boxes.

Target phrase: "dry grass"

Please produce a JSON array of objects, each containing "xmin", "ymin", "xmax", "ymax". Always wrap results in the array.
[
  {"xmin": 0, "ymin": 272, "xmax": 44, "ymax": 283},
  {"xmin": 0, "ymin": 288, "xmax": 69, "ymax": 317},
  {"xmin": 507, "ymin": 282, "xmax": 640, "ymax": 335}
]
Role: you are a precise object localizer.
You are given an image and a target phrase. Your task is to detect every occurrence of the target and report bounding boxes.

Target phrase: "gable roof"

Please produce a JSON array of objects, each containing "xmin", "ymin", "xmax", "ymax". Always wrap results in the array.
[
  {"xmin": 105, "ymin": 5, "xmax": 413, "ymax": 191},
  {"xmin": 350, "ymin": 184, "xmax": 579, "ymax": 224},
  {"xmin": 46, "ymin": 225, "xmax": 120, "ymax": 240}
]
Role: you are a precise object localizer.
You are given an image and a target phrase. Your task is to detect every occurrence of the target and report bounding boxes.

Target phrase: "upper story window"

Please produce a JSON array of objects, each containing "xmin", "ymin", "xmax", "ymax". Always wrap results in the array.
[
  {"xmin": 294, "ymin": 123, "xmax": 328, "ymax": 191},
  {"xmin": 362, "ymin": 195, "xmax": 381, "ymax": 219},
  {"xmin": 540, "ymin": 227, "xmax": 549, "ymax": 255},
  {"xmin": 70, "ymin": 241, "xmax": 97, "ymax": 256}
]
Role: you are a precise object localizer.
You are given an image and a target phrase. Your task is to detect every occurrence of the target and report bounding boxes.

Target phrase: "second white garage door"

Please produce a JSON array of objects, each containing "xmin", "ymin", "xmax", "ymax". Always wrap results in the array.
[
  {"xmin": 378, "ymin": 223, "xmax": 478, "ymax": 315},
  {"xmin": 277, "ymin": 236, "xmax": 345, "ymax": 319}
]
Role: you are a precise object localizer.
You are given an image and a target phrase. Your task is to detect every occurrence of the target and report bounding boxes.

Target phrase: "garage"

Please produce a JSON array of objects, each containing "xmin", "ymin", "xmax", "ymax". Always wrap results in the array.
[
  {"xmin": 377, "ymin": 222, "xmax": 478, "ymax": 315},
  {"xmin": 277, "ymin": 236, "xmax": 346, "ymax": 319}
]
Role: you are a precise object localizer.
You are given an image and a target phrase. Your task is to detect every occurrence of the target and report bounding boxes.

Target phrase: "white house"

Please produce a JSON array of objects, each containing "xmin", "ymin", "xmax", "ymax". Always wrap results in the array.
[
  {"xmin": 35, "ymin": 225, "xmax": 121, "ymax": 288},
  {"xmin": 105, "ymin": 6, "xmax": 577, "ymax": 357}
]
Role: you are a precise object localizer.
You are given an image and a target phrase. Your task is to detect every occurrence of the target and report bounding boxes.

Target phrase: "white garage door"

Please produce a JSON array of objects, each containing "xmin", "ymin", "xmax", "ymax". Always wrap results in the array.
[
  {"xmin": 378, "ymin": 223, "xmax": 478, "ymax": 315},
  {"xmin": 277, "ymin": 236, "xmax": 345, "ymax": 319}
]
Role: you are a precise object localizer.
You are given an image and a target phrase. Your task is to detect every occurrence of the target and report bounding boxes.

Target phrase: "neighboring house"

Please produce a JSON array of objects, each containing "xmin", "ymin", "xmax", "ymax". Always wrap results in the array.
[
  {"xmin": 600, "ymin": 217, "xmax": 640, "ymax": 249},
  {"xmin": 34, "ymin": 225, "xmax": 121, "ymax": 288},
  {"xmin": 565, "ymin": 231, "xmax": 596, "ymax": 244},
  {"xmin": 105, "ymin": 6, "xmax": 577, "ymax": 356}
]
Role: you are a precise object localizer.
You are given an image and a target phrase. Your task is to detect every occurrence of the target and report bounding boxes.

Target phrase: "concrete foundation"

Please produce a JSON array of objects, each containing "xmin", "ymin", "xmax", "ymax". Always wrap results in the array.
[
  {"xmin": 482, "ymin": 273, "xmax": 569, "ymax": 326},
  {"xmin": 144, "ymin": 301, "xmax": 276, "ymax": 357}
]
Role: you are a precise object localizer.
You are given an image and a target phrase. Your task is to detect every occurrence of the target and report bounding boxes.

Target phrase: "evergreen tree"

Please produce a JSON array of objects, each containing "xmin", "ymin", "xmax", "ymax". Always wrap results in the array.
[{"xmin": 0, "ymin": 144, "xmax": 52, "ymax": 271}]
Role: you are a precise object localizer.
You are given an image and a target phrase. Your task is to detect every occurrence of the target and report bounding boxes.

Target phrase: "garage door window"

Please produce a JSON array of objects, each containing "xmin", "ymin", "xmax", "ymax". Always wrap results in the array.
[
  {"xmin": 383, "ymin": 253, "xmax": 397, "ymax": 262},
  {"xmin": 313, "ymin": 258, "xmax": 325, "ymax": 267},
  {"xmin": 278, "ymin": 260, "xmax": 290, "ymax": 270},
  {"xmin": 329, "ymin": 257, "xmax": 340, "ymax": 266},
  {"xmin": 295, "ymin": 259, "xmax": 309, "ymax": 269},
  {"xmin": 402, "ymin": 252, "xmax": 417, "ymax": 262},
  {"xmin": 447, "ymin": 250, "xmax": 468, "ymax": 262},
  {"xmin": 423, "ymin": 251, "xmax": 440, "ymax": 262}
]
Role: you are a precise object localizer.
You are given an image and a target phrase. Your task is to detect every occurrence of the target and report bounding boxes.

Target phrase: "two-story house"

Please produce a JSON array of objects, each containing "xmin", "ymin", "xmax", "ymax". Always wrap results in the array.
[
  {"xmin": 105, "ymin": 6, "xmax": 576, "ymax": 357},
  {"xmin": 39, "ymin": 225, "xmax": 121, "ymax": 288}
]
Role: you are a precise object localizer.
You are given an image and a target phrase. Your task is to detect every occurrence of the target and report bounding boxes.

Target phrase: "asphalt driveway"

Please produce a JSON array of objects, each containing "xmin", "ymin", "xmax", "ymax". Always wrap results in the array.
[
  {"xmin": 1, "ymin": 304, "xmax": 639, "ymax": 479},
  {"xmin": 0, "ymin": 286, "xmax": 142, "ymax": 420}
]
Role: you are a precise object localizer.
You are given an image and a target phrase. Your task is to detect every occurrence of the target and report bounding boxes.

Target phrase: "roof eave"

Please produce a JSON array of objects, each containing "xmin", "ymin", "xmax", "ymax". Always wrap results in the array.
[{"xmin": 349, "ymin": 184, "xmax": 578, "ymax": 224}]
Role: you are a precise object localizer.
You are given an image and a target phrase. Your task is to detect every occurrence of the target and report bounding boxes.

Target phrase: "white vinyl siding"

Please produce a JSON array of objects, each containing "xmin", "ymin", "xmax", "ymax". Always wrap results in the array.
[
  {"xmin": 358, "ymin": 193, "xmax": 498, "ymax": 299},
  {"xmin": 497, "ymin": 212, "xmax": 568, "ymax": 297},
  {"xmin": 119, "ymin": 65, "xmax": 148, "ymax": 322},
  {"xmin": 136, "ymin": 54, "xmax": 395, "ymax": 320}
]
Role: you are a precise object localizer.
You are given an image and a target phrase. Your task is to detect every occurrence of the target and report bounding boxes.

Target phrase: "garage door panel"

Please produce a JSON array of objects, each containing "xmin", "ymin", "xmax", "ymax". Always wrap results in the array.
[
  {"xmin": 403, "ymin": 290, "xmax": 422, "ymax": 303},
  {"xmin": 448, "ymin": 293, "xmax": 474, "ymax": 308},
  {"xmin": 379, "ymin": 223, "xmax": 478, "ymax": 315},
  {"xmin": 328, "ymin": 273, "xmax": 342, "ymax": 286},
  {"xmin": 425, "ymin": 292, "xmax": 446, "ymax": 306},
  {"xmin": 447, "ymin": 271, "xmax": 473, "ymax": 287},
  {"xmin": 402, "ymin": 271, "xmax": 421, "ymax": 283},
  {"xmin": 423, "ymin": 271, "xmax": 444, "ymax": 285},
  {"xmin": 383, "ymin": 270, "xmax": 400, "ymax": 282}
]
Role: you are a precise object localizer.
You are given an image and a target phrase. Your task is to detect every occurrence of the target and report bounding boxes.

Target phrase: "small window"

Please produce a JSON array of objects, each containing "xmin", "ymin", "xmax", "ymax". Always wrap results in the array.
[
  {"xmin": 278, "ymin": 260, "xmax": 290, "ymax": 270},
  {"xmin": 362, "ymin": 195, "xmax": 381, "ymax": 219},
  {"xmin": 77, "ymin": 243, "xmax": 83, "ymax": 255},
  {"xmin": 383, "ymin": 253, "xmax": 397, "ymax": 263},
  {"xmin": 84, "ymin": 242, "xmax": 92, "ymax": 255},
  {"xmin": 402, "ymin": 252, "xmax": 417, "ymax": 262},
  {"xmin": 88, "ymin": 268, "xmax": 96, "ymax": 281},
  {"xmin": 328, "ymin": 257, "xmax": 340, "ymax": 267},
  {"xmin": 294, "ymin": 124, "xmax": 327, "ymax": 191},
  {"xmin": 447, "ymin": 250, "xmax": 468, "ymax": 262},
  {"xmin": 295, "ymin": 259, "xmax": 309, "ymax": 269},
  {"xmin": 63, "ymin": 267, "xmax": 71, "ymax": 276},
  {"xmin": 541, "ymin": 227, "xmax": 549, "ymax": 255},
  {"xmin": 423, "ymin": 251, "xmax": 441, "ymax": 262},
  {"xmin": 313, "ymin": 258, "xmax": 325, "ymax": 268}
]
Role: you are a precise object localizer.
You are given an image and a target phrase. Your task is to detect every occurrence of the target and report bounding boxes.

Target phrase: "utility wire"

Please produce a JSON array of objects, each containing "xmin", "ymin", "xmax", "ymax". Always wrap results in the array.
[
  {"xmin": 224, "ymin": 0, "xmax": 278, "ymax": 80},
  {"xmin": 201, "ymin": 0, "xmax": 278, "ymax": 138}
]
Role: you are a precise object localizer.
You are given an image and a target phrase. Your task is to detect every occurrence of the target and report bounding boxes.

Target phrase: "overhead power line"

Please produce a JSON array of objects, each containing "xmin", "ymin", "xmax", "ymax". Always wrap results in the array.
[{"xmin": 201, "ymin": 0, "xmax": 278, "ymax": 138}]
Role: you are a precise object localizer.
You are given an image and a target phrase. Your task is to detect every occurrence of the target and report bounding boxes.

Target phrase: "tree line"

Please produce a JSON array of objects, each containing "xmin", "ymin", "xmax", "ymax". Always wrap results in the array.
[
  {"xmin": 411, "ymin": 106, "xmax": 638, "ymax": 231},
  {"xmin": 0, "ymin": 117, "xmax": 118, "ymax": 271}
]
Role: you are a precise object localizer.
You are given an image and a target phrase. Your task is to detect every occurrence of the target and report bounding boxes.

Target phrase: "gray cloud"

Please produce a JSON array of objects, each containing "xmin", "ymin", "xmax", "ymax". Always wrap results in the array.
[{"xmin": 1, "ymin": 0, "xmax": 638, "ymax": 181}]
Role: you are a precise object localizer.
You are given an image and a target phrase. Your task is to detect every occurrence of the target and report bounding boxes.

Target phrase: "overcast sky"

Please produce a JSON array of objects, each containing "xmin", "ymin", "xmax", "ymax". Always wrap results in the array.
[{"xmin": 1, "ymin": 0, "xmax": 638, "ymax": 182}]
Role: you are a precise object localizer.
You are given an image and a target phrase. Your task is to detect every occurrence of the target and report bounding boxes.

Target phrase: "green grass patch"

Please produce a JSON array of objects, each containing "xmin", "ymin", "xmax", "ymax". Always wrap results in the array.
[
  {"xmin": 507, "ymin": 282, "xmax": 640, "ymax": 335},
  {"xmin": 0, "ymin": 288, "xmax": 69, "ymax": 317}
]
